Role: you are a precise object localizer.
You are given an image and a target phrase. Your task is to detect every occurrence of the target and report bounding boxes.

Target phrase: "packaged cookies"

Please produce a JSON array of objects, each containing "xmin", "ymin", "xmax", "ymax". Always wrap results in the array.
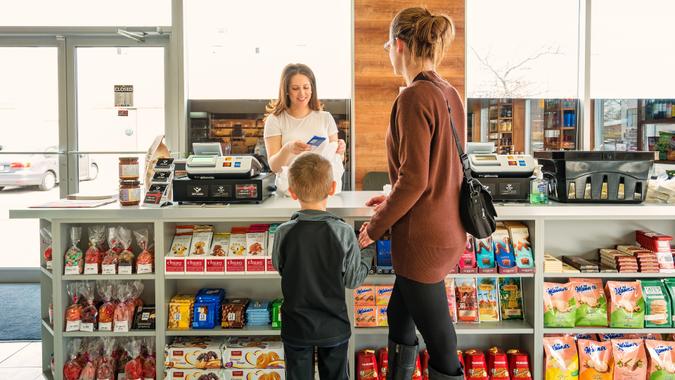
[
  {"xmin": 645, "ymin": 340, "xmax": 675, "ymax": 379},
  {"xmin": 355, "ymin": 306, "xmax": 377, "ymax": 327},
  {"xmin": 498, "ymin": 277, "xmax": 524, "ymax": 320},
  {"xmin": 222, "ymin": 298, "xmax": 249, "ymax": 329},
  {"xmin": 224, "ymin": 369, "xmax": 285, "ymax": 380},
  {"xmin": 166, "ymin": 369, "xmax": 225, "ymax": 380},
  {"xmin": 606, "ymin": 281, "xmax": 645, "ymax": 329},
  {"xmin": 544, "ymin": 282, "xmax": 576, "ymax": 328},
  {"xmin": 544, "ymin": 336, "xmax": 579, "ymax": 380},
  {"xmin": 642, "ymin": 280, "xmax": 672, "ymax": 328},
  {"xmin": 612, "ymin": 339, "xmax": 647, "ymax": 380},
  {"xmin": 455, "ymin": 278, "xmax": 479, "ymax": 323},
  {"xmin": 571, "ymin": 278, "xmax": 608, "ymax": 327},
  {"xmin": 477, "ymin": 277, "xmax": 500, "ymax": 322},
  {"xmin": 354, "ymin": 286, "xmax": 375, "ymax": 306},
  {"xmin": 223, "ymin": 337, "xmax": 284, "ymax": 369},
  {"xmin": 663, "ymin": 279, "xmax": 675, "ymax": 325},
  {"xmin": 164, "ymin": 337, "xmax": 223, "ymax": 369},
  {"xmin": 375, "ymin": 286, "xmax": 393, "ymax": 306},
  {"xmin": 577, "ymin": 339, "xmax": 612, "ymax": 380}
]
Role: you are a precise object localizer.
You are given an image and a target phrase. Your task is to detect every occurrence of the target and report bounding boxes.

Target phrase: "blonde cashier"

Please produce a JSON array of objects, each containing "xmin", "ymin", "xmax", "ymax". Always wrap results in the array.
[{"xmin": 264, "ymin": 63, "xmax": 346, "ymax": 174}]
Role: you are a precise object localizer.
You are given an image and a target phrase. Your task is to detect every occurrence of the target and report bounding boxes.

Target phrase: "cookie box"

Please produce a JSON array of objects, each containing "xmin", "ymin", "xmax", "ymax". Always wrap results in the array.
[
  {"xmin": 224, "ymin": 369, "xmax": 285, "ymax": 380},
  {"xmin": 166, "ymin": 369, "xmax": 225, "ymax": 380},
  {"xmin": 223, "ymin": 337, "xmax": 285, "ymax": 369},
  {"xmin": 165, "ymin": 337, "xmax": 224, "ymax": 369}
]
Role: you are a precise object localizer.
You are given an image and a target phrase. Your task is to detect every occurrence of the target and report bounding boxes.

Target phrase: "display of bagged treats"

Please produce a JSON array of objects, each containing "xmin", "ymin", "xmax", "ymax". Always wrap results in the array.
[
  {"xmin": 571, "ymin": 278, "xmax": 608, "ymax": 327},
  {"xmin": 477, "ymin": 277, "xmax": 500, "ymax": 322},
  {"xmin": 223, "ymin": 337, "xmax": 284, "ymax": 369},
  {"xmin": 544, "ymin": 282, "xmax": 576, "ymax": 328},
  {"xmin": 645, "ymin": 340, "xmax": 675, "ymax": 379},
  {"xmin": 64, "ymin": 226, "xmax": 84, "ymax": 275},
  {"xmin": 577, "ymin": 339, "xmax": 612, "ymax": 380},
  {"xmin": 455, "ymin": 277, "xmax": 479, "ymax": 323},
  {"xmin": 165, "ymin": 337, "xmax": 224, "ymax": 369},
  {"xmin": 544, "ymin": 336, "xmax": 579, "ymax": 380},
  {"xmin": 498, "ymin": 277, "xmax": 524, "ymax": 320},
  {"xmin": 642, "ymin": 280, "xmax": 672, "ymax": 328},
  {"xmin": 612, "ymin": 339, "xmax": 648, "ymax": 379},
  {"xmin": 606, "ymin": 281, "xmax": 645, "ymax": 329}
]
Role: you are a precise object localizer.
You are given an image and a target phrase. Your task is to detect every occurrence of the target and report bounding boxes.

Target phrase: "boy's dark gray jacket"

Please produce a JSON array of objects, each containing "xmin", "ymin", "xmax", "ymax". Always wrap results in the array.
[{"xmin": 272, "ymin": 209, "xmax": 372, "ymax": 346}]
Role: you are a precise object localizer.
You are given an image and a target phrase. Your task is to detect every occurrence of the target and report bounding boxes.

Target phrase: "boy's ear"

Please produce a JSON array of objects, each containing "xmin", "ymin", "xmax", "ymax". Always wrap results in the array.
[
  {"xmin": 288, "ymin": 188, "xmax": 299, "ymax": 200},
  {"xmin": 328, "ymin": 180, "xmax": 337, "ymax": 196}
]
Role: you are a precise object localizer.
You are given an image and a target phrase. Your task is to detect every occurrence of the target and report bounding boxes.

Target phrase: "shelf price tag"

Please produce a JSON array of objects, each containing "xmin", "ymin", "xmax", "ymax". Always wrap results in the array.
[
  {"xmin": 114, "ymin": 320, "xmax": 129, "ymax": 333},
  {"xmin": 65, "ymin": 320, "xmax": 81, "ymax": 332}
]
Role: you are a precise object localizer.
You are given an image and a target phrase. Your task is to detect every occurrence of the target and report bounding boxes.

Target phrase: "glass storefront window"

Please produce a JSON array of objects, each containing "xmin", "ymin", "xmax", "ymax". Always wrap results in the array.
[{"xmin": 594, "ymin": 99, "xmax": 638, "ymax": 152}]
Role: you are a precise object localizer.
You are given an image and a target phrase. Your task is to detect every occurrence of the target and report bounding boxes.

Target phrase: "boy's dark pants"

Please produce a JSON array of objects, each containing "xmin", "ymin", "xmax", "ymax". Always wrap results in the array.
[{"xmin": 283, "ymin": 340, "xmax": 349, "ymax": 380}]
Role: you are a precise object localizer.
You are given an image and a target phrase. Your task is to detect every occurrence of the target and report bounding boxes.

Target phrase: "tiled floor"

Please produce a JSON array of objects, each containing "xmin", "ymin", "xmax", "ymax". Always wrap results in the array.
[{"xmin": 0, "ymin": 341, "xmax": 44, "ymax": 379}]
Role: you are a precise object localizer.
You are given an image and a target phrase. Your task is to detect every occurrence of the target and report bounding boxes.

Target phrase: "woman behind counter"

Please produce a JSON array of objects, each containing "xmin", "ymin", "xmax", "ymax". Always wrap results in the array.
[{"xmin": 264, "ymin": 63, "xmax": 346, "ymax": 174}]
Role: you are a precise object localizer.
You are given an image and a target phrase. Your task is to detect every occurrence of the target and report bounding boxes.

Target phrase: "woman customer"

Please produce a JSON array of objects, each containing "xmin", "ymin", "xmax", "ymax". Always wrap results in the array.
[
  {"xmin": 358, "ymin": 7, "xmax": 465, "ymax": 380},
  {"xmin": 264, "ymin": 63, "xmax": 346, "ymax": 174}
]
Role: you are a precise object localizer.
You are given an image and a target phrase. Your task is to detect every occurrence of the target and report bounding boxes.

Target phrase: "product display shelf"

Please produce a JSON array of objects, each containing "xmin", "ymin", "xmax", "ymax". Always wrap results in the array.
[
  {"xmin": 61, "ymin": 274, "xmax": 156, "ymax": 281},
  {"xmin": 354, "ymin": 320, "xmax": 535, "ymax": 335},
  {"xmin": 544, "ymin": 327, "xmax": 675, "ymax": 335},
  {"xmin": 166, "ymin": 326, "xmax": 280, "ymax": 336},
  {"xmin": 62, "ymin": 330, "xmax": 157, "ymax": 338},
  {"xmin": 165, "ymin": 273, "xmax": 281, "ymax": 280},
  {"xmin": 41, "ymin": 266, "xmax": 53, "ymax": 279},
  {"xmin": 544, "ymin": 272, "xmax": 675, "ymax": 279},
  {"xmin": 367, "ymin": 272, "xmax": 535, "ymax": 280},
  {"xmin": 42, "ymin": 318, "xmax": 54, "ymax": 336},
  {"xmin": 10, "ymin": 192, "xmax": 675, "ymax": 380}
]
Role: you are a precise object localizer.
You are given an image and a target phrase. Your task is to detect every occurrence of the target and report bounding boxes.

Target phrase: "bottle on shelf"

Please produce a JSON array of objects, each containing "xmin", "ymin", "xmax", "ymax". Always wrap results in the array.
[{"xmin": 530, "ymin": 165, "xmax": 549, "ymax": 205}]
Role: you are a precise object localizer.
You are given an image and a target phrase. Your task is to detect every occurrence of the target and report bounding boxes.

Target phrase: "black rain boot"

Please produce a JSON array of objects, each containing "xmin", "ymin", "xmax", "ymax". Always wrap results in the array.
[
  {"xmin": 428, "ymin": 365, "xmax": 465, "ymax": 380},
  {"xmin": 387, "ymin": 339, "xmax": 418, "ymax": 380}
]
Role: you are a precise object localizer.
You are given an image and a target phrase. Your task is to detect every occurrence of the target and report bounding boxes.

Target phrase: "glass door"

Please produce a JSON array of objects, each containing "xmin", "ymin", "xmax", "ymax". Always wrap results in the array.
[{"xmin": 68, "ymin": 37, "xmax": 168, "ymax": 195}]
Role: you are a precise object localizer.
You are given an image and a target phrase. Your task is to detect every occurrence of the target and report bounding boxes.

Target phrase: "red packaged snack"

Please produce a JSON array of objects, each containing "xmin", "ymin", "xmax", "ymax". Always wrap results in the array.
[
  {"xmin": 97, "ymin": 339, "xmax": 116, "ymax": 380},
  {"xmin": 128, "ymin": 281, "xmax": 145, "ymax": 318},
  {"xmin": 79, "ymin": 282, "xmax": 98, "ymax": 332},
  {"xmin": 134, "ymin": 229, "xmax": 154, "ymax": 274},
  {"xmin": 40, "ymin": 227, "xmax": 53, "ymax": 270},
  {"xmin": 65, "ymin": 283, "xmax": 82, "ymax": 332},
  {"xmin": 459, "ymin": 234, "xmax": 477, "ymax": 273},
  {"xmin": 507, "ymin": 350, "xmax": 532, "ymax": 380},
  {"xmin": 63, "ymin": 339, "xmax": 83, "ymax": 380},
  {"xmin": 377, "ymin": 347, "xmax": 388, "ymax": 380},
  {"xmin": 79, "ymin": 341, "xmax": 97, "ymax": 380},
  {"xmin": 487, "ymin": 347, "xmax": 510, "ymax": 380},
  {"xmin": 142, "ymin": 339, "xmax": 156, "ymax": 380},
  {"xmin": 464, "ymin": 349, "xmax": 488, "ymax": 380},
  {"xmin": 64, "ymin": 227, "xmax": 84, "ymax": 275},
  {"xmin": 420, "ymin": 349, "xmax": 429, "ymax": 380},
  {"xmin": 97, "ymin": 281, "xmax": 116, "ymax": 332},
  {"xmin": 125, "ymin": 339, "xmax": 143, "ymax": 380},
  {"xmin": 84, "ymin": 225, "xmax": 105, "ymax": 274},
  {"xmin": 114, "ymin": 283, "xmax": 134, "ymax": 333},
  {"xmin": 117, "ymin": 227, "xmax": 135, "ymax": 275},
  {"xmin": 412, "ymin": 355, "xmax": 423, "ymax": 380},
  {"xmin": 357, "ymin": 349, "xmax": 379, "ymax": 380},
  {"xmin": 102, "ymin": 227, "xmax": 120, "ymax": 274}
]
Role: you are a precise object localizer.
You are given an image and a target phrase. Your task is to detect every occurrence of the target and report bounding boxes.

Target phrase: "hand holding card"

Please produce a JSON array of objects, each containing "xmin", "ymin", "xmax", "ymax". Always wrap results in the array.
[{"xmin": 306, "ymin": 135, "xmax": 327, "ymax": 149}]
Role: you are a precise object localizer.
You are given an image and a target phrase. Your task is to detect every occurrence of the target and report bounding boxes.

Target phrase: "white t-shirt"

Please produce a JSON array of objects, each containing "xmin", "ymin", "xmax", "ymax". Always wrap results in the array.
[{"xmin": 263, "ymin": 110, "xmax": 338, "ymax": 147}]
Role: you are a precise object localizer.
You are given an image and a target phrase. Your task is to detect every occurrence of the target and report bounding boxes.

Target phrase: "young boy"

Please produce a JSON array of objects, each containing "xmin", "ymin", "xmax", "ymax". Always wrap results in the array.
[{"xmin": 272, "ymin": 153, "xmax": 373, "ymax": 380}]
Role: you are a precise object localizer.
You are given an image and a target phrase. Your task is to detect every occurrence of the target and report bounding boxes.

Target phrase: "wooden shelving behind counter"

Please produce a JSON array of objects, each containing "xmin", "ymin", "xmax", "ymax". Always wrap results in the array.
[{"xmin": 543, "ymin": 99, "xmax": 578, "ymax": 151}]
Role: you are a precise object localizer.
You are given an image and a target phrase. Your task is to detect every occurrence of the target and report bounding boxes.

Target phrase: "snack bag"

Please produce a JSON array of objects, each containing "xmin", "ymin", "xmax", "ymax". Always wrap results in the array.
[
  {"xmin": 645, "ymin": 340, "xmax": 675, "ymax": 379},
  {"xmin": 102, "ymin": 227, "xmax": 120, "ymax": 274},
  {"xmin": 612, "ymin": 339, "xmax": 647, "ymax": 380},
  {"xmin": 64, "ymin": 227, "xmax": 84, "ymax": 275},
  {"xmin": 378, "ymin": 347, "xmax": 389, "ymax": 380},
  {"xmin": 79, "ymin": 340, "xmax": 98, "ymax": 380},
  {"xmin": 487, "ymin": 347, "xmax": 509, "ymax": 380},
  {"xmin": 445, "ymin": 278, "xmax": 457, "ymax": 323},
  {"xmin": 642, "ymin": 280, "xmax": 672, "ymax": 328},
  {"xmin": 125, "ymin": 339, "xmax": 143, "ymax": 380},
  {"xmin": 97, "ymin": 339, "xmax": 116, "ymax": 380},
  {"xmin": 475, "ymin": 236, "xmax": 495, "ymax": 270},
  {"xmin": 464, "ymin": 349, "xmax": 488, "ymax": 380},
  {"xmin": 142, "ymin": 339, "xmax": 156, "ymax": 380},
  {"xmin": 63, "ymin": 339, "xmax": 83, "ymax": 380},
  {"xmin": 504, "ymin": 221, "xmax": 534, "ymax": 270},
  {"xmin": 97, "ymin": 280, "xmax": 116, "ymax": 332},
  {"xmin": 477, "ymin": 277, "xmax": 500, "ymax": 322},
  {"xmin": 114, "ymin": 283, "xmax": 133, "ymax": 332},
  {"xmin": 544, "ymin": 282, "xmax": 576, "ymax": 328},
  {"xmin": 499, "ymin": 277, "xmax": 524, "ymax": 320},
  {"xmin": 544, "ymin": 336, "xmax": 579, "ymax": 380},
  {"xmin": 574, "ymin": 334, "xmax": 599, "ymax": 341},
  {"xmin": 65, "ymin": 283, "xmax": 83, "ymax": 332},
  {"xmin": 129, "ymin": 281, "xmax": 145, "ymax": 318},
  {"xmin": 40, "ymin": 227, "xmax": 53, "ymax": 270},
  {"xmin": 606, "ymin": 281, "xmax": 645, "ymax": 328},
  {"xmin": 493, "ymin": 224, "xmax": 516, "ymax": 271},
  {"xmin": 507, "ymin": 349, "xmax": 532, "ymax": 379},
  {"xmin": 356, "ymin": 349, "xmax": 378, "ymax": 380},
  {"xmin": 577, "ymin": 339, "xmax": 612, "ymax": 380},
  {"xmin": 117, "ymin": 227, "xmax": 135, "ymax": 274},
  {"xmin": 84, "ymin": 225, "xmax": 105, "ymax": 274},
  {"xmin": 455, "ymin": 278, "xmax": 479, "ymax": 323},
  {"xmin": 571, "ymin": 278, "xmax": 608, "ymax": 327},
  {"xmin": 458, "ymin": 234, "xmax": 477, "ymax": 272},
  {"xmin": 79, "ymin": 282, "xmax": 98, "ymax": 332},
  {"xmin": 134, "ymin": 229, "xmax": 154, "ymax": 274}
]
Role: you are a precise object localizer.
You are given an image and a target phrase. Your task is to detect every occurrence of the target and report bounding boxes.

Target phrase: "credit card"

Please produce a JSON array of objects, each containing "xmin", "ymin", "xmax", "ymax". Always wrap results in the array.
[{"xmin": 307, "ymin": 135, "xmax": 327, "ymax": 148}]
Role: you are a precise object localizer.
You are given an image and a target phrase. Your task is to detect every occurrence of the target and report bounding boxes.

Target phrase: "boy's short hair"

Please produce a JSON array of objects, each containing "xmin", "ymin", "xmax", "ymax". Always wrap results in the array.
[{"xmin": 288, "ymin": 153, "xmax": 334, "ymax": 203}]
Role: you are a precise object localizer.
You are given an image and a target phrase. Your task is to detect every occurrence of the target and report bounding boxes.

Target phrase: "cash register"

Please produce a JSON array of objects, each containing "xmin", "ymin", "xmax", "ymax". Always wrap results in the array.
[
  {"xmin": 173, "ymin": 143, "xmax": 275, "ymax": 204},
  {"xmin": 467, "ymin": 143, "xmax": 535, "ymax": 202}
]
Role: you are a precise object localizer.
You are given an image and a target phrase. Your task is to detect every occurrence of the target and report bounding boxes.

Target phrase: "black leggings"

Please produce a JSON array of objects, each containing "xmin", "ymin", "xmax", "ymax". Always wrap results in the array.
[{"xmin": 387, "ymin": 274, "xmax": 462, "ymax": 376}]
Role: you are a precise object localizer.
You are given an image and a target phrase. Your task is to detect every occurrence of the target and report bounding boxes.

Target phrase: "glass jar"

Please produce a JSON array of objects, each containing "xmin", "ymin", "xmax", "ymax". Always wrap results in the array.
[
  {"xmin": 119, "ymin": 157, "xmax": 139, "ymax": 180},
  {"xmin": 119, "ymin": 180, "xmax": 141, "ymax": 206}
]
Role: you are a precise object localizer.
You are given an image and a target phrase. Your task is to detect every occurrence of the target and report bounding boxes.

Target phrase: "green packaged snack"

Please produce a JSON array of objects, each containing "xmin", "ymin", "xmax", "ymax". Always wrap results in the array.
[
  {"xmin": 544, "ymin": 282, "xmax": 576, "ymax": 328},
  {"xmin": 664, "ymin": 279, "xmax": 675, "ymax": 326},
  {"xmin": 606, "ymin": 281, "xmax": 645, "ymax": 328},
  {"xmin": 498, "ymin": 277, "xmax": 524, "ymax": 320},
  {"xmin": 642, "ymin": 280, "xmax": 672, "ymax": 328},
  {"xmin": 271, "ymin": 299, "xmax": 283, "ymax": 329},
  {"xmin": 571, "ymin": 278, "xmax": 608, "ymax": 327}
]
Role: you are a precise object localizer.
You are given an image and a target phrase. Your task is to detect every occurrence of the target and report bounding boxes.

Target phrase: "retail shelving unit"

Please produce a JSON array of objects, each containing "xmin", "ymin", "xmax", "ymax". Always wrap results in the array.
[
  {"xmin": 543, "ymin": 99, "xmax": 578, "ymax": 150},
  {"xmin": 488, "ymin": 99, "xmax": 514, "ymax": 154},
  {"xmin": 11, "ymin": 192, "xmax": 675, "ymax": 380}
]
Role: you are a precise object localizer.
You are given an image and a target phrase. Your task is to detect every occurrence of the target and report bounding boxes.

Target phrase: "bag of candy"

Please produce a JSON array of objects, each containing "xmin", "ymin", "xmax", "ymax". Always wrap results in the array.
[
  {"xmin": 125, "ymin": 339, "xmax": 144, "ymax": 380},
  {"xmin": 114, "ymin": 339, "xmax": 132, "ymax": 379},
  {"xmin": 128, "ymin": 281, "xmax": 145, "ymax": 318},
  {"xmin": 97, "ymin": 281, "xmax": 116, "ymax": 332},
  {"xmin": 64, "ymin": 339, "xmax": 83, "ymax": 380},
  {"xmin": 142, "ymin": 339, "xmax": 156, "ymax": 380},
  {"xmin": 117, "ymin": 227, "xmax": 135, "ymax": 275},
  {"xmin": 84, "ymin": 225, "xmax": 105, "ymax": 274},
  {"xmin": 134, "ymin": 229, "xmax": 153, "ymax": 274},
  {"xmin": 79, "ymin": 340, "xmax": 98, "ymax": 380},
  {"xmin": 80, "ymin": 282, "xmax": 98, "ymax": 332},
  {"xmin": 40, "ymin": 227, "xmax": 53, "ymax": 270},
  {"xmin": 114, "ymin": 283, "xmax": 133, "ymax": 333},
  {"xmin": 96, "ymin": 339, "xmax": 116, "ymax": 380},
  {"xmin": 102, "ymin": 227, "xmax": 120, "ymax": 275},
  {"xmin": 64, "ymin": 227, "xmax": 84, "ymax": 275},
  {"xmin": 65, "ymin": 283, "xmax": 83, "ymax": 332}
]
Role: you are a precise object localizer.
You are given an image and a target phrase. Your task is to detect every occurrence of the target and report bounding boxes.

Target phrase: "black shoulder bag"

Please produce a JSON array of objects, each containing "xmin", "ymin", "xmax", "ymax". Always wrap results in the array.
[{"xmin": 446, "ymin": 104, "xmax": 497, "ymax": 239}]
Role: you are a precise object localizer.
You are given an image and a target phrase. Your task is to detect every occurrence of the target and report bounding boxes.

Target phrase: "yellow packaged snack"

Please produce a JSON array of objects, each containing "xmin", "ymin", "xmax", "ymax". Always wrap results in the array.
[
  {"xmin": 168, "ymin": 294, "xmax": 195, "ymax": 330},
  {"xmin": 544, "ymin": 336, "xmax": 579, "ymax": 380}
]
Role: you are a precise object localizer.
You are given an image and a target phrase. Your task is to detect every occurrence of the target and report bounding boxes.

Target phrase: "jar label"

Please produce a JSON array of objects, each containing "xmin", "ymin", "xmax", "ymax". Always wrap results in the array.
[
  {"xmin": 119, "ymin": 187, "xmax": 141, "ymax": 203},
  {"xmin": 120, "ymin": 164, "xmax": 139, "ymax": 178}
]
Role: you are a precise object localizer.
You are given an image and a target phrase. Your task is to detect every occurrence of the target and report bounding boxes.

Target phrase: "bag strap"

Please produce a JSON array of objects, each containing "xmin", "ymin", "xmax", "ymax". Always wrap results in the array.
[{"xmin": 446, "ymin": 104, "xmax": 474, "ymax": 181}]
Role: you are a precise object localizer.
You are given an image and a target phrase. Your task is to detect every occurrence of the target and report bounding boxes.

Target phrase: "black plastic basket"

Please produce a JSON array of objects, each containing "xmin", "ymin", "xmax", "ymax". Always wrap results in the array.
[{"xmin": 533, "ymin": 151, "xmax": 654, "ymax": 203}]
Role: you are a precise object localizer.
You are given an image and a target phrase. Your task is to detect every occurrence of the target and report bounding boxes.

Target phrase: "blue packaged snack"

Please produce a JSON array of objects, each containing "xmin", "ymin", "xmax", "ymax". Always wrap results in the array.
[
  {"xmin": 376, "ymin": 239, "xmax": 392, "ymax": 273},
  {"xmin": 475, "ymin": 236, "xmax": 495, "ymax": 270},
  {"xmin": 492, "ymin": 224, "xmax": 516, "ymax": 271},
  {"xmin": 192, "ymin": 288, "xmax": 225, "ymax": 329}
]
